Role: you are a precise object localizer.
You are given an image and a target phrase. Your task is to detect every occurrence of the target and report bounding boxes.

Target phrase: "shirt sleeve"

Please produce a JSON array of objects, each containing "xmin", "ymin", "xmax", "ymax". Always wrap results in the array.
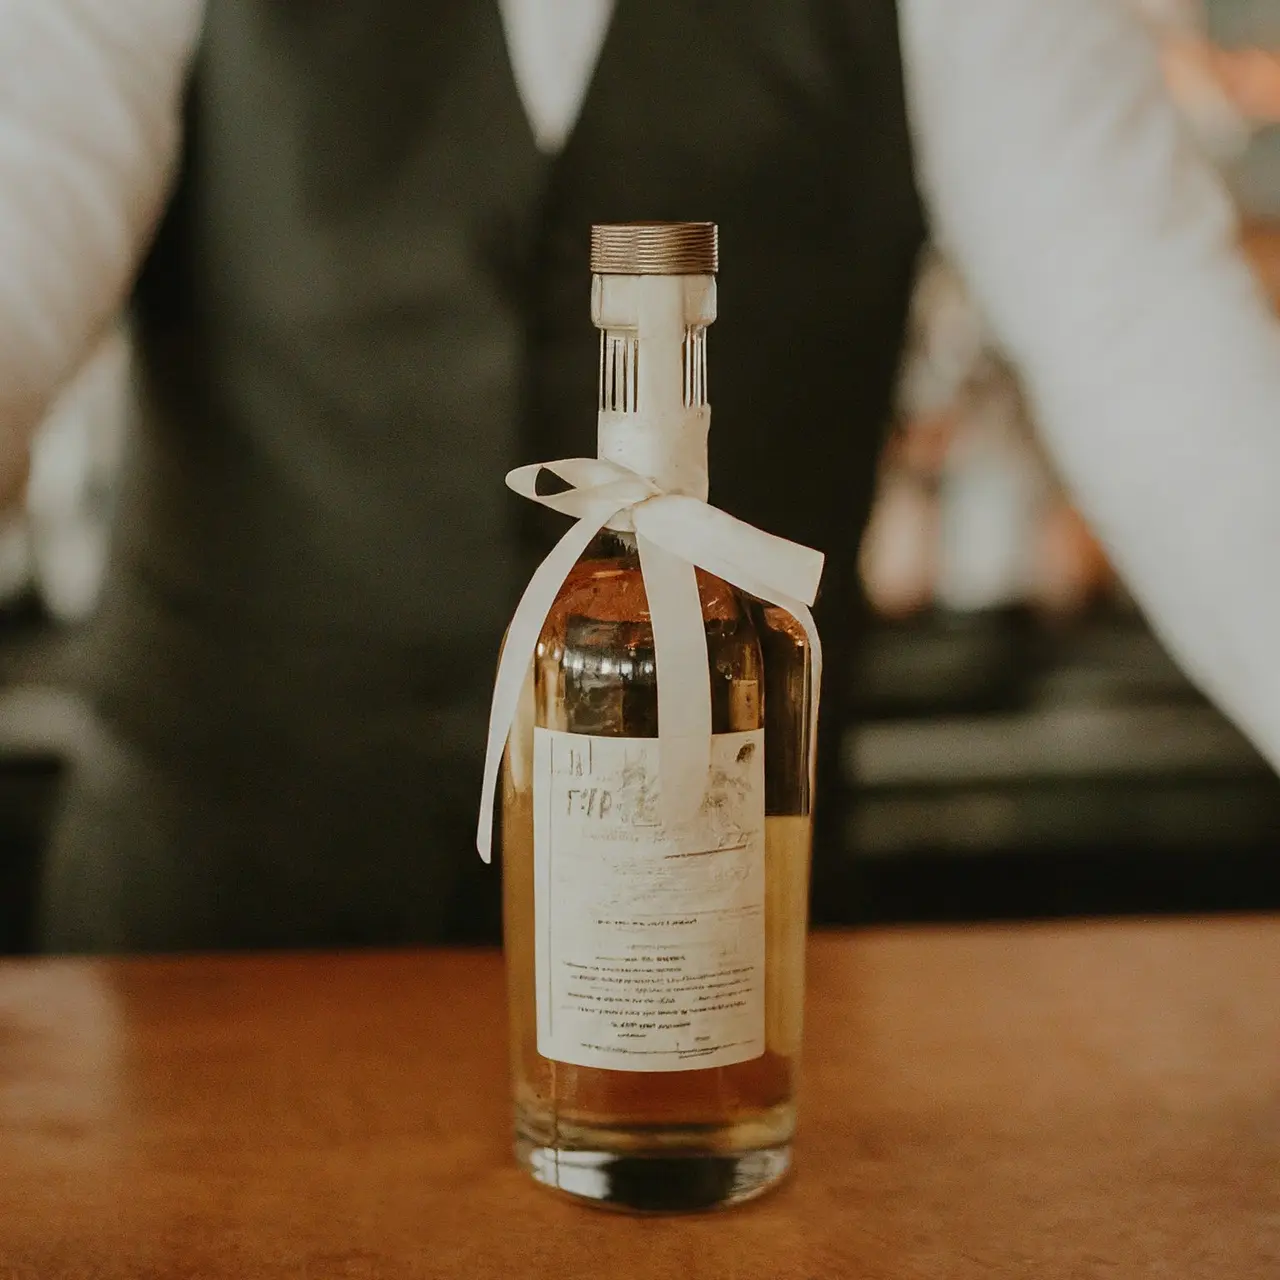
[
  {"xmin": 0, "ymin": 0, "xmax": 203, "ymax": 472},
  {"xmin": 900, "ymin": 0, "xmax": 1280, "ymax": 773}
]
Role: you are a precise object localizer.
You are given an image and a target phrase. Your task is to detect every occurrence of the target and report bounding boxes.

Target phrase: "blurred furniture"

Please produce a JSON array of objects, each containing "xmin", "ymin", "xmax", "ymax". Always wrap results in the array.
[
  {"xmin": 2, "ymin": 599, "xmax": 1278, "ymax": 947},
  {"xmin": 0, "ymin": 752, "xmax": 61, "ymax": 952},
  {"xmin": 1243, "ymin": 218, "xmax": 1280, "ymax": 303},
  {"xmin": 1, "ymin": 920, "xmax": 1276, "ymax": 1277},
  {"xmin": 0, "ymin": 610, "xmax": 82, "ymax": 954},
  {"xmin": 834, "ymin": 607, "xmax": 1280, "ymax": 923}
]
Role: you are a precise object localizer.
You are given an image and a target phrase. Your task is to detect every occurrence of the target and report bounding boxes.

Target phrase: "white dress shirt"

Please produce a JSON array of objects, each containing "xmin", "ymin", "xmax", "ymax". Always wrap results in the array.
[{"xmin": 2, "ymin": 0, "xmax": 1279, "ymax": 773}]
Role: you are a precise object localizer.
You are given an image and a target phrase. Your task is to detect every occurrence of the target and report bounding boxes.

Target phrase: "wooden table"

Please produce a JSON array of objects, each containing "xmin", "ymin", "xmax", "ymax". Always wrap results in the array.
[{"xmin": 1, "ymin": 919, "xmax": 1277, "ymax": 1278}]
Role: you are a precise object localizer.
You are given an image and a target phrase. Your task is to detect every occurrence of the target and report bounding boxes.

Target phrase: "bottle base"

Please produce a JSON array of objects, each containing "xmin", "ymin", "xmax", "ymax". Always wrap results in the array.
[{"xmin": 515, "ymin": 1137, "xmax": 792, "ymax": 1213}]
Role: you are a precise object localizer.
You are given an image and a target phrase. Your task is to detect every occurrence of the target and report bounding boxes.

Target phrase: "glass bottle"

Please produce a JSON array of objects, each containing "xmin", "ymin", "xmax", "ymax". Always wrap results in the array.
[{"xmin": 502, "ymin": 223, "xmax": 815, "ymax": 1212}]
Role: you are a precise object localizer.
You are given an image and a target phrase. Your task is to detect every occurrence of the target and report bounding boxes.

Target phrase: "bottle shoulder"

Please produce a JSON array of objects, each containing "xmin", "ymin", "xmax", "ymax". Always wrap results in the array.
[{"xmin": 541, "ymin": 533, "xmax": 753, "ymax": 635}]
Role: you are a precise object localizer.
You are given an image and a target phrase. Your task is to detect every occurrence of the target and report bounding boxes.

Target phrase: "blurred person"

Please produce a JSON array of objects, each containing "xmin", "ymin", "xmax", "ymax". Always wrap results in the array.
[{"xmin": 1, "ymin": 0, "xmax": 1278, "ymax": 953}]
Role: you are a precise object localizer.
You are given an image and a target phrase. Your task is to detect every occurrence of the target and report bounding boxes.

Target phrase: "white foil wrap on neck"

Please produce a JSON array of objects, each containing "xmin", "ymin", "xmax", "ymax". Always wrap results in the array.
[
  {"xmin": 595, "ymin": 273, "xmax": 714, "ymax": 516},
  {"xmin": 476, "ymin": 275, "xmax": 825, "ymax": 862}
]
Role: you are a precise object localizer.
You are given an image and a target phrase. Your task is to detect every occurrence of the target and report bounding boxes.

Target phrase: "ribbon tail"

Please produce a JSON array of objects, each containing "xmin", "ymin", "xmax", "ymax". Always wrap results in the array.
[
  {"xmin": 636, "ymin": 532, "xmax": 713, "ymax": 831},
  {"xmin": 476, "ymin": 514, "xmax": 609, "ymax": 862},
  {"xmin": 773, "ymin": 596, "xmax": 824, "ymax": 809}
]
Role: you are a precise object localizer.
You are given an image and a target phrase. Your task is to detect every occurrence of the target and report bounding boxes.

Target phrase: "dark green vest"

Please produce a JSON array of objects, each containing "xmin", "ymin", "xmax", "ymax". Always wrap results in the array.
[{"xmin": 42, "ymin": 0, "xmax": 923, "ymax": 951}]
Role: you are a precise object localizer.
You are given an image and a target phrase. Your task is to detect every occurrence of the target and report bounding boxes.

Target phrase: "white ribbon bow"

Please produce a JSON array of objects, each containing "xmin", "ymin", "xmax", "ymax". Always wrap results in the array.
[{"xmin": 477, "ymin": 457, "xmax": 825, "ymax": 861}]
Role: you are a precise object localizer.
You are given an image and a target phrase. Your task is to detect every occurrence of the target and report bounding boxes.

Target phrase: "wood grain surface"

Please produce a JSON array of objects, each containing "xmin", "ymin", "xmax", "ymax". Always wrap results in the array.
[{"xmin": 1, "ymin": 919, "xmax": 1277, "ymax": 1278}]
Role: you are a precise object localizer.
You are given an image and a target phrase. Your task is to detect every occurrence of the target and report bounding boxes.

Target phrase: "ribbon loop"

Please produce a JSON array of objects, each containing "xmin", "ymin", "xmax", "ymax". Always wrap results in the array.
[
  {"xmin": 477, "ymin": 457, "xmax": 824, "ymax": 862},
  {"xmin": 632, "ymin": 495, "xmax": 825, "ymax": 608}
]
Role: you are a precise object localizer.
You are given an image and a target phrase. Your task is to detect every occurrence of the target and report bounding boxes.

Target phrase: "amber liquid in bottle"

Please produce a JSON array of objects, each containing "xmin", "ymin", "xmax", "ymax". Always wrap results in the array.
[
  {"xmin": 501, "ymin": 222, "xmax": 815, "ymax": 1210},
  {"xmin": 503, "ymin": 528, "xmax": 813, "ymax": 1211}
]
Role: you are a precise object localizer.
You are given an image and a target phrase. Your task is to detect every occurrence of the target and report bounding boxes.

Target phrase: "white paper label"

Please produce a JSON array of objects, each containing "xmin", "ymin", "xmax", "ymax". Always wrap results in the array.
[{"xmin": 533, "ymin": 727, "xmax": 766, "ymax": 1072}]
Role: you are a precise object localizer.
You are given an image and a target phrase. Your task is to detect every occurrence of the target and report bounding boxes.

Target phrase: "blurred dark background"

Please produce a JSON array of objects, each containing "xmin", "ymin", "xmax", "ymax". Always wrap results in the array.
[{"xmin": 1, "ymin": 1, "xmax": 1278, "ymax": 952}]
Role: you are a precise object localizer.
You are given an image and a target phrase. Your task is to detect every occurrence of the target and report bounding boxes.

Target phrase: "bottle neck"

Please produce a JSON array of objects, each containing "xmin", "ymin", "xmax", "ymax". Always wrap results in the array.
[{"xmin": 592, "ymin": 273, "xmax": 717, "ymax": 501}]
